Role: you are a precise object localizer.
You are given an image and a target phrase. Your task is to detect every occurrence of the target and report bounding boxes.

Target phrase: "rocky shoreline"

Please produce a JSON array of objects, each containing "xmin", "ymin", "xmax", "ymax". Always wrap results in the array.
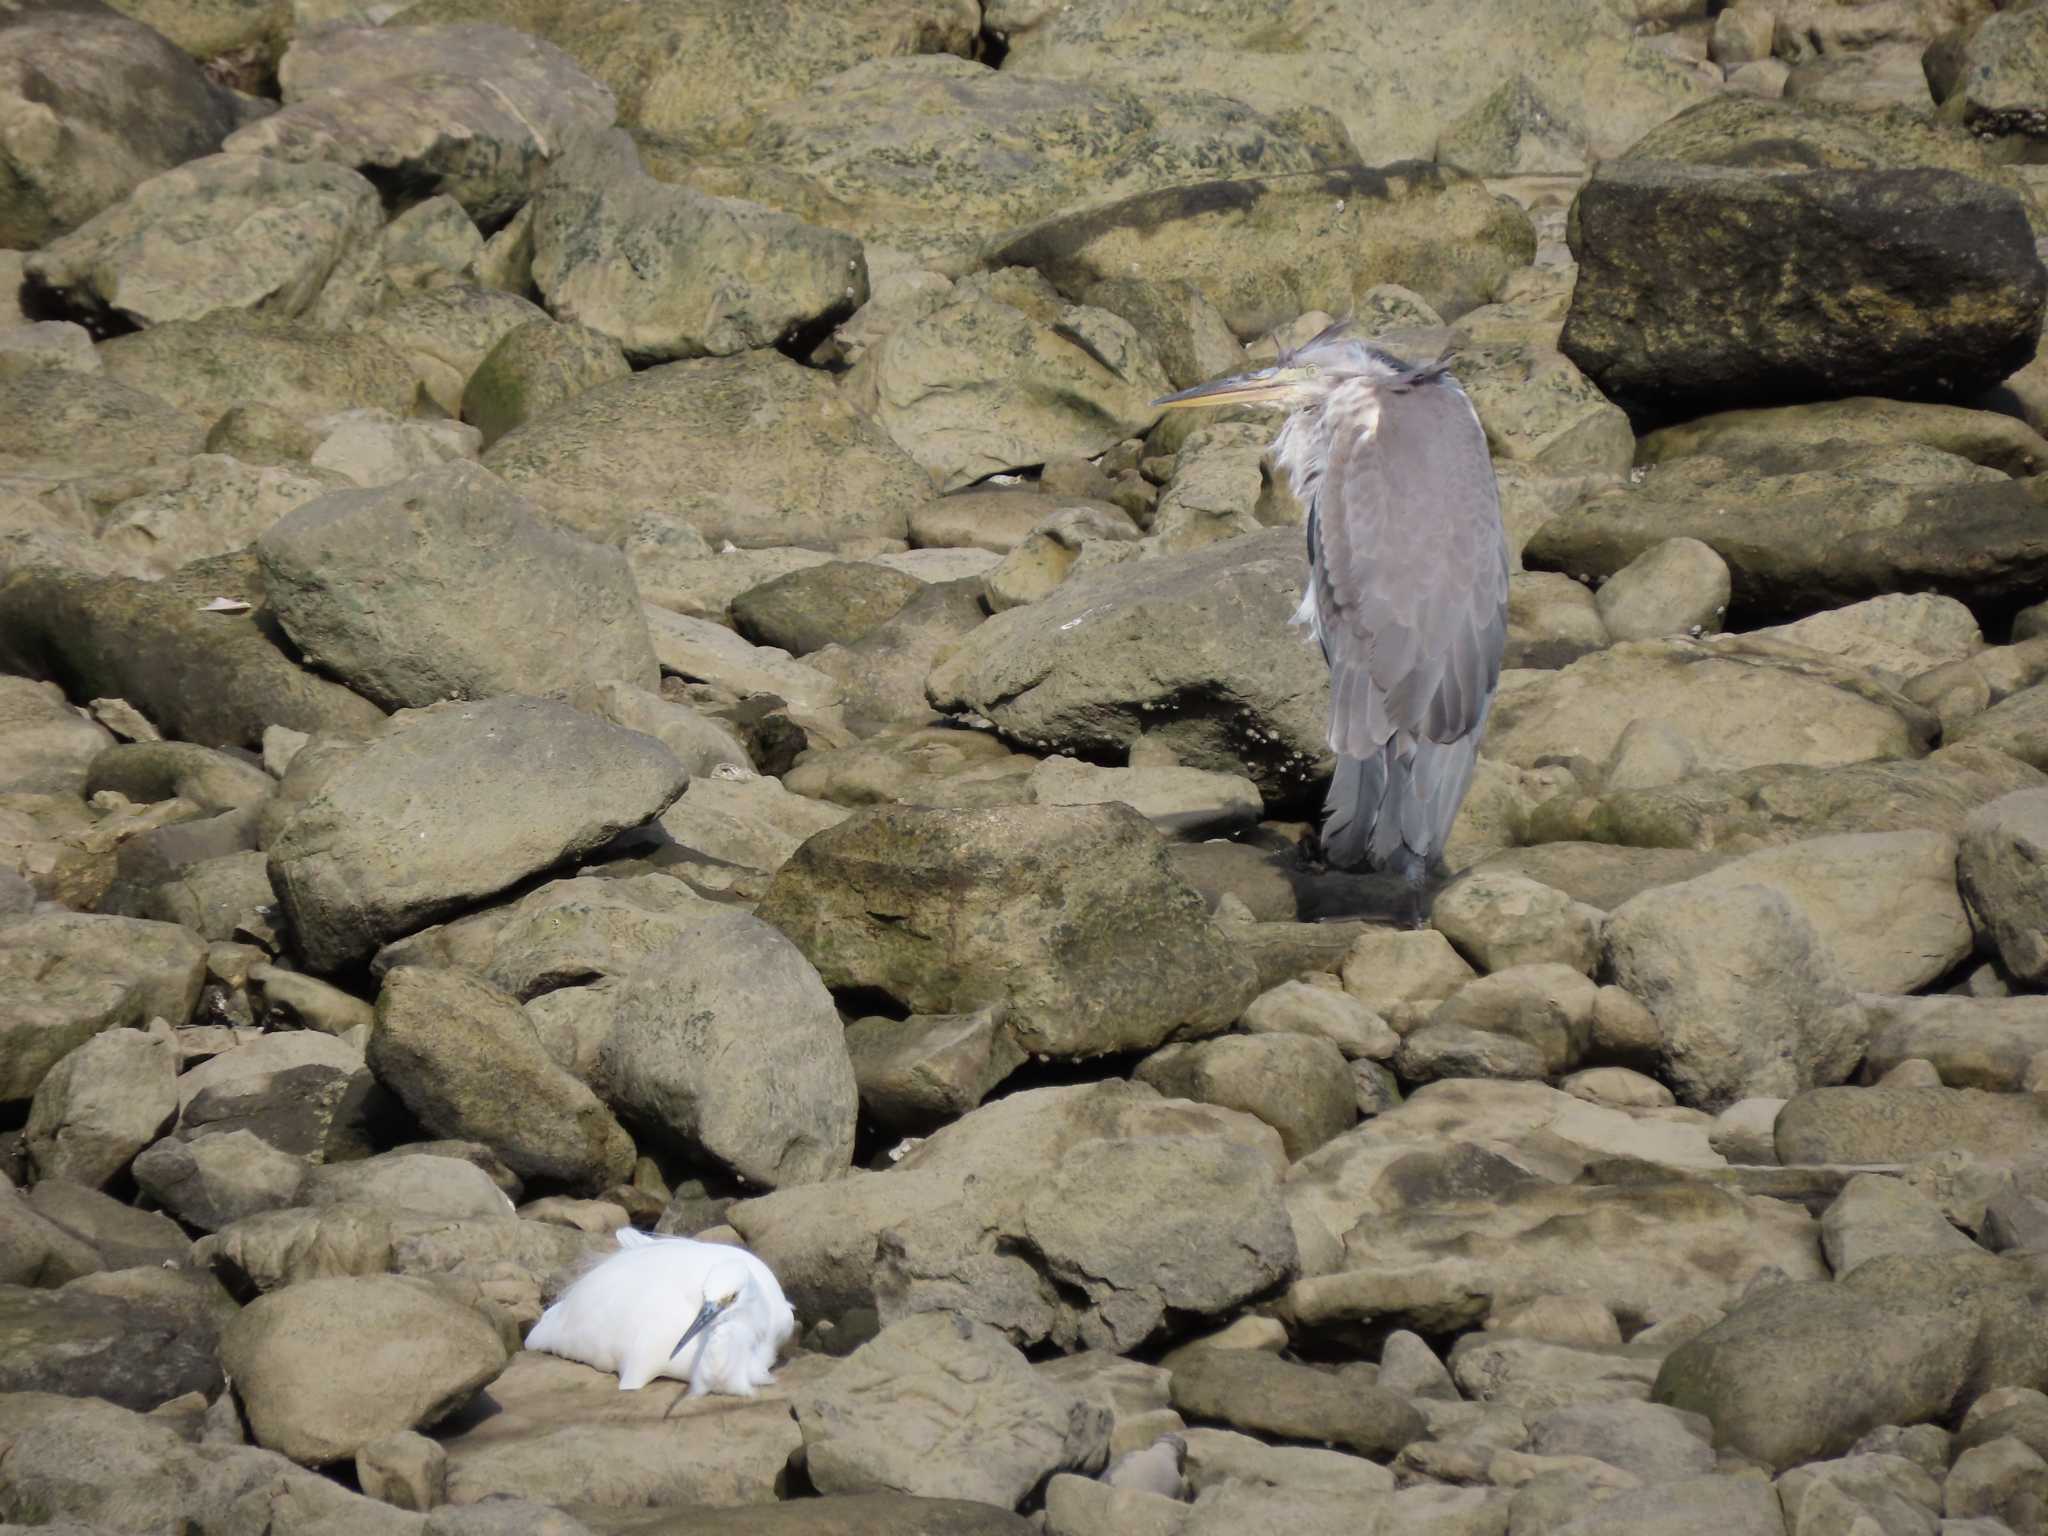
[{"xmin": 7, "ymin": 0, "xmax": 2048, "ymax": 1533}]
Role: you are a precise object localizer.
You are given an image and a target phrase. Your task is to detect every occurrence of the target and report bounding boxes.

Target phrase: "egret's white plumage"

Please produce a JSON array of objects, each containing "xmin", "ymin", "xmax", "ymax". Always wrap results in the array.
[{"xmin": 524, "ymin": 1229, "xmax": 796, "ymax": 1397}]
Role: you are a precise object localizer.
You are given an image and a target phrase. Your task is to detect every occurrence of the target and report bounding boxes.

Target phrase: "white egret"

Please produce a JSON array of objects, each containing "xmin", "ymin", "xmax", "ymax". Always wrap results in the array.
[{"xmin": 524, "ymin": 1228, "xmax": 796, "ymax": 1398}]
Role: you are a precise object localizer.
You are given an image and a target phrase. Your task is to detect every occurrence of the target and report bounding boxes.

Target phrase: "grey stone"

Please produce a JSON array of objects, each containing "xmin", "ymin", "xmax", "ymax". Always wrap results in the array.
[
  {"xmin": 732, "ymin": 561, "xmax": 924, "ymax": 658},
  {"xmin": 173, "ymin": 1029, "xmax": 390, "ymax": 1163},
  {"xmin": 1959, "ymin": 788, "xmax": 2048, "ymax": 986},
  {"xmin": 0, "ymin": 0, "xmax": 238, "ymax": 249},
  {"xmin": 646, "ymin": 54, "xmax": 1354, "ymax": 274},
  {"xmin": 755, "ymin": 802, "xmax": 1258, "ymax": 1058},
  {"xmin": 132, "ymin": 1128, "xmax": 308, "ymax": 1232},
  {"xmin": 27, "ymin": 154, "xmax": 382, "ymax": 330},
  {"xmin": 0, "ymin": 553, "xmax": 387, "ymax": 754},
  {"xmin": 371, "ymin": 967, "xmax": 635, "ymax": 1195},
  {"xmin": 729, "ymin": 1080, "xmax": 1294, "ymax": 1353},
  {"xmin": 222, "ymin": 1273, "xmax": 508, "ymax": 1464},
  {"xmin": 1169, "ymin": 1349, "xmax": 1423, "ymax": 1459},
  {"xmin": 23, "ymin": 1020, "xmax": 178, "ymax": 1188},
  {"xmin": 1604, "ymin": 881, "xmax": 1868, "ymax": 1110},
  {"xmin": 1135, "ymin": 1034, "xmax": 1355, "ymax": 1160},
  {"xmin": 483, "ymin": 349, "xmax": 926, "ymax": 548},
  {"xmin": 595, "ymin": 908, "xmax": 858, "ymax": 1189},
  {"xmin": 997, "ymin": 163, "xmax": 1530, "ymax": 343},
  {"xmin": 844, "ymin": 1007, "xmax": 1025, "ymax": 1133},
  {"xmin": 0, "ymin": 911, "xmax": 205, "ymax": 1105},
  {"xmin": 99, "ymin": 311, "xmax": 418, "ymax": 426},
  {"xmin": 999, "ymin": 0, "xmax": 1707, "ymax": 190},
  {"xmin": 1547, "ymin": 1471, "xmax": 1784, "ymax": 1536},
  {"xmin": 1562, "ymin": 161, "xmax": 2044, "ymax": 422},
  {"xmin": 226, "ymin": 21, "xmax": 617, "ymax": 224},
  {"xmin": 266, "ymin": 697, "xmax": 687, "ymax": 971},
  {"xmin": 1486, "ymin": 636, "xmax": 1933, "ymax": 778},
  {"xmin": 1594, "ymin": 537, "xmax": 1731, "ymax": 643},
  {"xmin": 532, "ymin": 129, "xmax": 864, "ymax": 363},
  {"xmin": 1860, "ymin": 994, "xmax": 2048, "ymax": 1092},
  {"xmin": 1820, "ymin": 1173, "xmax": 1977, "ymax": 1277},
  {"xmin": 846, "ymin": 276, "xmax": 1167, "ymax": 493},
  {"xmin": 927, "ymin": 527, "xmax": 1326, "ymax": 802},
  {"xmin": 1776, "ymin": 1086, "xmax": 2048, "ymax": 1166},
  {"xmin": 460, "ymin": 318, "xmax": 629, "ymax": 450},
  {"xmin": 797, "ymin": 1312, "xmax": 1111, "ymax": 1507},
  {"xmin": 256, "ymin": 463, "xmax": 658, "ymax": 711},
  {"xmin": 0, "ymin": 1282, "xmax": 224, "ymax": 1413}
]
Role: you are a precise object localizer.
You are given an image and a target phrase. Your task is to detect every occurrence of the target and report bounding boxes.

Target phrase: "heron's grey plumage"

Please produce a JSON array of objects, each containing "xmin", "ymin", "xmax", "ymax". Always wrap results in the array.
[{"xmin": 1156, "ymin": 321, "xmax": 1509, "ymax": 895}]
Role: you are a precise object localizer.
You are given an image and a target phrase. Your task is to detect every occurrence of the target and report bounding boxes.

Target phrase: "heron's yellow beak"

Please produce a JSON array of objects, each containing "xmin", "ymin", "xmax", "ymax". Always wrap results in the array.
[{"xmin": 1152, "ymin": 364, "xmax": 1316, "ymax": 411}]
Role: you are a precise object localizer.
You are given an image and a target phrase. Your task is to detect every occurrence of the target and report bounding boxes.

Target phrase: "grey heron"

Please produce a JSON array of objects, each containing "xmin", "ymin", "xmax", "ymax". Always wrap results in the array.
[{"xmin": 1155, "ymin": 322, "xmax": 1509, "ymax": 920}]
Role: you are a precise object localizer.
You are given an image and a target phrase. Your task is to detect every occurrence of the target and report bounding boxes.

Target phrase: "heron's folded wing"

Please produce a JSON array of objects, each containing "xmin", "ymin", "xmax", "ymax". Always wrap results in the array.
[{"xmin": 1310, "ymin": 375, "xmax": 1508, "ymax": 759}]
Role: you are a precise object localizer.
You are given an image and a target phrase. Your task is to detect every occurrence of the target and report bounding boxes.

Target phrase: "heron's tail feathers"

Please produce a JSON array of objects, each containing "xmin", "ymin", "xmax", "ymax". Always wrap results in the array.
[{"xmin": 1322, "ymin": 731, "xmax": 1484, "ymax": 881}]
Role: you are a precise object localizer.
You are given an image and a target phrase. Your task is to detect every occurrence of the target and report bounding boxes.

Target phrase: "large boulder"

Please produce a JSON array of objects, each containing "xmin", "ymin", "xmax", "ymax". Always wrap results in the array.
[
  {"xmin": 1529, "ymin": 743, "xmax": 2048, "ymax": 854},
  {"xmin": 0, "ymin": 1281, "xmax": 226, "ymax": 1412},
  {"xmin": 265, "ymin": 697, "xmax": 688, "ymax": 970},
  {"xmin": 728, "ymin": 1080, "xmax": 1297, "ymax": 1352},
  {"xmin": 997, "ymin": 0, "xmax": 1711, "ymax": 168},
  {"xmin": 1667, "ymin": 831, "xmax": 1970, "ymax": 995},
  {"xmin": 0, "ymin": 0, "xmax": 240, "ymax": 249},
  {"xmin": 592, "ymin": 909, "xmax": 859, "ymax": 1189},
  {"xmin": 655, "ymin": 55, "xmax": 1356, "ymax": 274},
  {"xmin": 1652, "ymin": 1270, "xmax": 1982, "ymax": 1471},
  {"xmin": 927, "ymin": 527, "xmax": 1327, "ymax": 805},
  {"xmin": 223, "ymin": 22, "xmax": 617, "ymax": 224},
  {"xmin": 1280, "ymin": 1079, "xmax": 1817, "ymax": 1301},
  {"xmin": 370, "ymin": 966, "xmax": 635, "ymax": 1194},
  {"xmin": 393, "ymin": 0, "xmax": 978, "ymax": 150},
  {"xmin": 461, "ymin": 317, "xmax": 631, "ymax": 449},
  {"xmin": 530, "ymin": 129, "xmax": 866, "ymax": 363},
  {"xmin": 98, "ymin": 311, "xmax": 419, "ymax": 425},
  {"xmin": 171, "ymin": 1028, "xmax": 391, "ymax": 1163},
  {"xmin": 1523, "ymin": 446, "xmax": 2048, "ymax": 621},
  {"xmin": 0, "ymin": 911, "xmax": 204, "ymax": 1105},
  {"xmin": 23, "ymin": 1020, "xmax": 178, "ymax": 1188},
  {"xmin": 482, "ymin": 350, "xmax": 927, "ymax": 548},
  {"xmin": 844, "ymin": 273, "xmax": 1169, "ymax": 491},
  {"xmin": 1775, "ymin": 1084, "xmax": 2048, "ymax": 1166},
  {"xmin": 25, "ymin": 154, "xmax": 383, "ymax": 331},
  {"xmin": 755, "ymin": 802, "xmax": 1259, "ymax": 1058},
  {"xmin": 1485, "ymin": 636, "xmax": 1933, "ymax": 776},
  {"xmin": 255, "ymin": 463, "xmax": 659, "ymax": 711},
  {"xmin": 1604, "ymin": 880, "xmax": 1866, "ymax": 1111},
  {"xmin": 1627, "ymin": 93, "xmax": 2041, "ymax": 219},
  {"xmin": 0, "ymin": 552, "xmax": 387, "ymax": 751},
  {"xmin": 1860, "ymin": 993, "xmax": 2048, "ymax": 1091},
  {"xmin": 221, "ymin": 1273, "xmax": 508, "ymax": 1465},
  {"xmin": 0, "ymin": 370, "xmax": 203, "ymax": 492},
  {"xmin": 796, "ymin": 1313, "xmax": 1110, "ymax": 1506},
  {"xmin": 1935, "ymin": 6, "xmax": 2048, "ymax": 147},
  {"xmin": 994, "ymin": 163, "xmax": 1534, "ymax": 336},
  {"xmin": 1560, "ymin": 161, "xmax": 2046, "ymax": 423}
]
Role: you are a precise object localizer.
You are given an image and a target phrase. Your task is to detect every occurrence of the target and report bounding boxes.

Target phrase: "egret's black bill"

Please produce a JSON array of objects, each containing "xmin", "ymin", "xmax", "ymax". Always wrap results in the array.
[{"xmin": 669, "ymin": 1298, "xmax": 720, "ymax": 1360}]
